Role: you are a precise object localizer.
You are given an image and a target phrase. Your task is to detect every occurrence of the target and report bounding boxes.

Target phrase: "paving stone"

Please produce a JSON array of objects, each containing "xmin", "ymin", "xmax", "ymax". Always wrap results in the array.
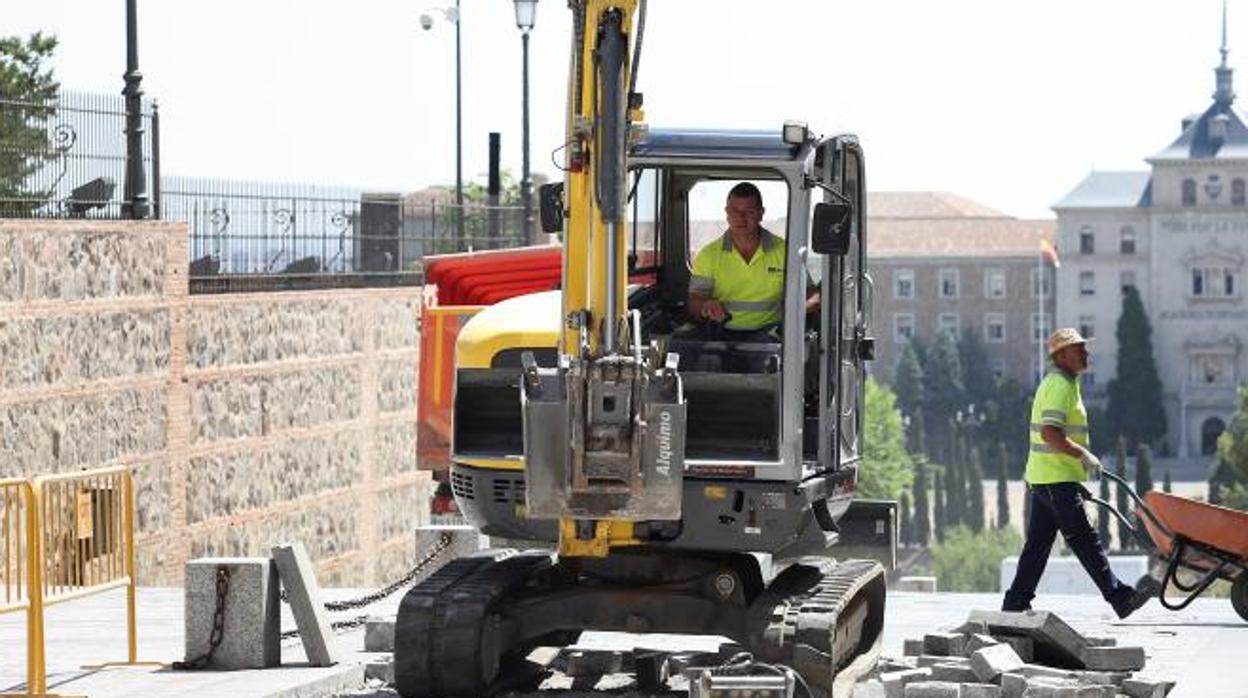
[
  {"xmin": 1120, "ymin": 677, "xmax": 1176, "ymax": 698},
  {"xmin": 363, "ymin": 617, "xmax": 395, "ymax": 652},
  {"xmin": 994, "ymin": 635, "xmax": 1035, "ymax": 663},
  {"xmin": 924, "ymin": 632, "xmax": 967, "ymax": 656},
  {"xmin": 1001, "ymin": 673, "xmax": 1028, "ymax": 698},
  {"xmin": 1079, "ymin": 646, "xmax": 1145, "ymax": 672},
  {"xmin": 273, "ymin": 541, "xmax": 340, "ymax": 666},
  {"xmin": 563, "ymin": 649, "xmax": 624, "ymax": 677},
  {"xmin": 1084, "ymin": 636, "xmax": 1116, "ymax": 648},
  {"xmin": 184, "ymin": 557, "xmax": 279, "ymax": 669},
  {"xmin": 853, "ymin": 679, "xmax": 888, "ymax": 698},
  {"xmin": 965, "ymin": 633, "xmax": 1001, "ymax": 655},
  {"xmin": 880, "ymin": 667, "xmax": 933, "ymax": 698},
  {"xmin": 970, "ymin": 643, "xmax": 1025, "ymax": 682},
  {"xmin": 968, "ymin": 610, "xmax": 1089, "ymax": 669},
  {"xmin": 878, "ymin": 657, "xmax": 919, "ymax": 673},
  {"xmin": 904, "ymin": 681, "xmax": 962, "ymax": 698},
  {"xmin": 364, "ymin": 658, "xmax": 394, "ymax": 684},
  {"xmin": 1017, "ymin": 665, "xmax": 1121, "ymax": 686},
  {"xmin": 904, "ymin": 639, "xmax": 927, "ymax": 656},
  {"xmin": 960, "ymin": 683, "xmax": 1002, "ymax": 698},
  {"xmin": 929, "ymin": 662, "xmax": 978, "ymax": 683},
  {"xmin": 951, "ymin": 620, "xmax": 991, "ymax": 636},
  {"xmin": 917, "ymin": 655, "xmax": 971, "ymax": 668}
]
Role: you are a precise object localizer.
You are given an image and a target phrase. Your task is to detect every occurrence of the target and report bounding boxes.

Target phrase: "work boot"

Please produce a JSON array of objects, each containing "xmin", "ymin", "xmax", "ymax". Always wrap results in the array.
[{"xmin": 1111, "ymin": 577, "xmax": 1159, "ymax": 619}]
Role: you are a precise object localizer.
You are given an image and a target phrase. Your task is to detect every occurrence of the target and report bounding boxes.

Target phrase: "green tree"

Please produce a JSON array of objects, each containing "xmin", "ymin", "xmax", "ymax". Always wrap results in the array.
[
  {"xmin": 1223, "ymin": 483, "xmax": 1248, "ymax": 511},
  {"xmin": 1163, "ymin": 469, "xmax": 1172, "ymax": 494},
  {"xmin": 1218, "ymin": 384, "xmax": 1248, "ymax": 481},
  {"xmin": 967, "ymin": 445, "xmax": 986, "ymax": 532},
  {"xmin": 912, "ymin": 457, "xmax": 931, "ymax": 546},
  {"xmin": 978, "ymin": 378, "xmax": 1031, "ymax": 478},
  {"xmin": 1105, "ymin": 287, "xmax": 1167, "ymax": 450},
  {"xmin": 945, "ymin": 442, "xmax": 964, "ymax": 527},
  {"xmin": 860, "ymin": 378, "xmax": 914, "ymax": 499},
  {"xmin": 933, "ymin": 471, "xmax": 947, "ymax": 543},
  {"xmin": 922, "ymin": 331, "xmax": 965, "ymax": 463},
  {"xmin": 1115, "ymin": 438, "xmax": 1131, "ymax": 550},
  {"xmin": 1136, "ymin": 443, "xmax": 1156, "ymax": 497},
  {"xmin": 893, "ymin": 340, "xmax": 925, "ymax": 417},
  {"xmin": 927, "ymin": 525, "xmax": 1023, "ymax": 592},
  {"xmin": 899, "ymin": 491, "xmax": 913, "ymax": 547},
  {"xmin": 0, "ymin": 32, "xmax": 60, "ymax": 215},
  {"xmin": 959, "ymin": 328, "xmax": 995, "ymax": 411},
  {"xmin": 1098, "ymin": 472, "xmax": 1112, "ymax": 548},
  {"xmin": 996, "ymin": 443, "xmax": 1011, "ymax": 529}
]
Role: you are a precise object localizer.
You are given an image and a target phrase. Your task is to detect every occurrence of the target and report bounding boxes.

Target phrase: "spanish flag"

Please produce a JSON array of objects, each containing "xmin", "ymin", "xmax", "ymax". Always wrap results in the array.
[{"xmin": 1040, "ymin": 238, "xmax": 1060, "ymax": 268}]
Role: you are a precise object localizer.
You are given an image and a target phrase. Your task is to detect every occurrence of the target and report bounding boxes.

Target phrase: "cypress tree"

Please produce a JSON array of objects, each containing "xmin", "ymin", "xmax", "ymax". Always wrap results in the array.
[
  {"xmin": 1106, "ymin": 287, "xmax": 1167, "ymax": 450},
  {"xmin": 968, "ymin": 445, "xmax": 986, "ymax": 532},
  {"xmin": 1163, "ymin": 469, "xmax": 1172, "ymax": 494},
  {"xmin": 996, "ymin": 445, "xmax": 1011, "ymax": 529},
  {"xmin": 899, "ymin": 491, "xmax": 913, "ymax": 547},
  {"xmin": 946, "ymin": 440, "xmax": 964, "ymax": 527},
  {"xmin": 1115, "ymin": 437, "xmax": 1131, "ymax": 550},
  {"xmin": 912, "ymin": 457, "xmax": 931, "ymax": 546},
  {"xmin": 894, "ymin": 341, "xmax": 925, "ymax": 419},
  {"xmin": 923, "ymin": 331, "xmax": 966, "ymax": 463},
  {"xmin": 1136, "ymin": 443, "xmax": 1156, "ymax": 496},
  {"xmin": 933, "ymin": 471, "xmax": 947, "ymax": 543},
  {"xmin": 1098, "ymin": 471, "xmax": 1112, "ymax": 548},
  {"xmin": 959, "ymin": 328, "xmax": 995, "ymax": 413}
]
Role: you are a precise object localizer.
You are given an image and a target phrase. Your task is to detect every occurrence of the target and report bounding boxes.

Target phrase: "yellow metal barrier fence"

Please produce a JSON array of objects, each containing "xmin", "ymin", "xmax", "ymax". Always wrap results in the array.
[{"xmin": 1, "ymin": 478, "xmax": 45, "ymax": 694}]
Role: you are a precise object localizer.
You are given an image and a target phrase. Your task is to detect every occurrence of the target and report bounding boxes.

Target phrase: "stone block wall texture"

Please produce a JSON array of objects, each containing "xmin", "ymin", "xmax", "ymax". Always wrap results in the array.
[{"xmin": 0, "ymin": 220, "xmax": 430, "ymax": 587}]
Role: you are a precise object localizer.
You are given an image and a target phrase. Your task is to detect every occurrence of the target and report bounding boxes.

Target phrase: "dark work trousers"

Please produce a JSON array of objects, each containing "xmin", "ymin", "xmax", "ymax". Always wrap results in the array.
[{"xmin": 1002, "ymin": 482, "xmax": 1132, "ymax": 611}]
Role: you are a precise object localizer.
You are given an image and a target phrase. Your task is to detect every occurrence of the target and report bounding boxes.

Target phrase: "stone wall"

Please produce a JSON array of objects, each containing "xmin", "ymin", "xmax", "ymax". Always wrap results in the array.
[{"xmin": 0, "ymin": 220, "xmax": 429, "ymax": 586}]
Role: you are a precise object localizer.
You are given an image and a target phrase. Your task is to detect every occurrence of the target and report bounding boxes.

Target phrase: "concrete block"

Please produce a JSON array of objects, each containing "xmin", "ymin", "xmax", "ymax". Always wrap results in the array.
[
  {"xmin": 184, "ymin": 557, "xmax": 279, "ymax": 669},
  {"xmin": 951, "ymin": 620, "xmax": 990, "ymax": 636},
  {"xmin": 880, "ymin": 667, "xmax": 933, "ymax": 698},
  {"xmin": 961, "ymin": 684, "xmax": 1002, "ymax": 698},
  {"xmin": 879, "ymin": 657, "xmax": 919, "ymax": 673},
  {"xmin": 273, "ymin": 542, "xmax": 340, "ymax": 666},
  {"xmin": 903, "ymin": 639, "xmax": 926, "ymax": 656},
  {"xmin": 363, "ymin": 617, "xmax": 395, "ymax": 652},
  {"xmin": 930, "ymin": 662, "xmax": 978, "ymax": 683},
  {"xmin": 917, "ymin": 655, "xmax": 970, "ymax": 668},
  {"xmin": 1001, "ymin": 673, "xmax": 1028, "ymax": 698},
  {"xmin": 1084, "ymin": 636, "xmax": 1116, "ymax": 648},
  {"xmin": 967, "ymin": 610, "xmax": 1089, "ymax": 668},
  {"xmin": 853, "ymin": 680, "xmax": 888, "ymax": 698},
  {"xmin": 564, "ymin": 649, "xmax": 624, "ymax": 677},
  {"xmin": 1120, "ymin": 678, "xmax": 1176, "ymax": 698},
  {"xmin": 971, "ymin": 643, "xmax": 1024, "ymax": 682},
  {"xmin": 895, "ymin": 576, "xmax": 938, "ymax": 592},
  {"xmin": 365, "ymin": 658, "xmax": 394, "ymax": 684},
  {"xmin": 1079, "ymin": 646, "xmax": 1145, "ymax": 672},
  {"xmin": 924, "ymin": 632, "xmax": 967, "ymax": 656},
  {"xmin": 994, "ymin": 635, "xmax": 1035, "ymax": 663},
  {"xmin": 965, "ymin": 633, "xmax": 1001, "ymax": 655},
  {"xmin": 904, "ymin": 681, "xmax": 961, "ymax": 698}
]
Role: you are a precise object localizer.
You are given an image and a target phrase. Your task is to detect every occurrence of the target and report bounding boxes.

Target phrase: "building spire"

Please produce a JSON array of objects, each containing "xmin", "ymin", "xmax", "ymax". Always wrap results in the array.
[{"xmin": 1215, "ymin": 0, "xmax": 1235, "ymax": 105}]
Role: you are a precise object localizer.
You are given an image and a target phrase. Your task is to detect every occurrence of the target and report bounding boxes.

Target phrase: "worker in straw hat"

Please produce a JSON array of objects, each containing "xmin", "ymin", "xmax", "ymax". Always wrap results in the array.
[{"xmin": 1002, "ymin": 328, "xmax": 1156, "ymax": 618}]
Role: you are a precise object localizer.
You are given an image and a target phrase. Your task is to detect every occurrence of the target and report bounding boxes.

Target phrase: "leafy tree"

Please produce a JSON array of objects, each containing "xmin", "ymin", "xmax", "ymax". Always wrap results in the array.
[
  {"xmin": 959, "ymin": 328, "xmax": 995, "ymax": 411},
  {"xmin": 996, "ymin": 443, "xmax": 1010, "ymax": 529},
  {"xmin": 922, "ymin": 331, "xmax": 965, "ymax": 463},
  {"xmin": 978, "ymin": 378, "xmax": 1031, "ymax": 478},
  {"xmin": 1098, "ymin": 471, "xmax": 1112, "ymax": 547},
  {"xmin": 927, "ymin": 525, "xmax": 1023, "ymax": 592},
  {"xmin": 1136, "ymin": 443, "xmax": 1156, "ymax": 497},
  {"xmin": 1105, "ymin": 287, "xmax": 1167, "ymax": 451},
  {"xmin": 933, "ymin": 471, "xmax": 946, "ymax": 543},
  {"xmin": 898, "ymin": 492, "xmax": 913, "ymax": 547},
  {"xmin": 1218, "ymin": 383, "xmax": 1248, "ymax": 481},
  {"xmin": 1223, "ymin": 483, "xmax": 1248, "ymax": 511},
  {"xmin": 860, "ymin": 378, "xmax": 914, "ymax": 499},
  {"xmin": 1115, "ymin": 438, "xmax": 1131, "ymax": 550},
  {"xmin": 967, "ymin": 445, "xmax": 986, "ymax": 532},
  {"xmin": 0, "ymin": 32, "xmax": 60, "ymax": 216},
  {"xmin": 893, "ymin": 340, "xmax": 925, "ymax": 417},
  {"xmin": 911, "ymin": 457, "xmax": 931, "ymax": 546}
]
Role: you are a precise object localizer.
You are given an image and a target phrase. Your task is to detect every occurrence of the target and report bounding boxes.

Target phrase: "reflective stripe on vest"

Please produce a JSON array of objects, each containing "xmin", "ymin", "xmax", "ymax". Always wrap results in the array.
[
  {"xmin": 1024, "ymin": 370, "xmax": 1090, "ymax": 484},
  {"xmin": 690, "ymin": 228, "xmax": 787, "ymax": 330}
]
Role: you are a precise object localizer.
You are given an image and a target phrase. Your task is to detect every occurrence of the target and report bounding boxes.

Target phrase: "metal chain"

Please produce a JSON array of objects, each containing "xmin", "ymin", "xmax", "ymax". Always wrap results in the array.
[
  {"xmin": 174, "ymin": 566, "xmax": 230, "ymax": 670},
  {"xmin": 280, "ymin": 533, "xmax": 453, "ymax": 640}
]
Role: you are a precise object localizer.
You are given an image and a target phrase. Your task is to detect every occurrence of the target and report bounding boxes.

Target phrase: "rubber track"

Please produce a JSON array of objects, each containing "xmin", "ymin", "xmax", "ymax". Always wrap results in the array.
[
  {"xmin": 395, "ymin": 552, "xmax": 554, "ymax": 698},
  {"xmin": 749, "ymin": 558, "xmax": 885, "ymax": 698}
]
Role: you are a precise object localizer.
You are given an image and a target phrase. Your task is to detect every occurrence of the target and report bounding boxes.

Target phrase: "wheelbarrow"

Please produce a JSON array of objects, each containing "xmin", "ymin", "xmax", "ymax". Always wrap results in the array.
[{"xmin": 1087, "ymin": 470, "xmax": 1248, "ymax": 622}]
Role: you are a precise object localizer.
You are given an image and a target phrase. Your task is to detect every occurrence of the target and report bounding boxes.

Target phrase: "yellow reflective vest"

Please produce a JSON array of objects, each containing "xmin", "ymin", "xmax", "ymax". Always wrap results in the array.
[
  {"xmin": 689, "ymin": 228, "xmax": 786, "ymax": 331},
  {"xmin": 1024, "ymin": 370, "xmax": 1089, "ymax": 484}
]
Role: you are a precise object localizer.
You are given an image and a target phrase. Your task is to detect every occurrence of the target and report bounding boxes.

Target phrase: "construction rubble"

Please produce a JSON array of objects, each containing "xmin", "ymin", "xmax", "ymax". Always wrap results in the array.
[{"xmin": 853, "ymin": 609, "xmax": 1175, "ymax": 698}]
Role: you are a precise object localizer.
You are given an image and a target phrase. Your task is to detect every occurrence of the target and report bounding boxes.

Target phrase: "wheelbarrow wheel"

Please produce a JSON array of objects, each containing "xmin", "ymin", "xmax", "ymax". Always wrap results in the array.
[{"xmin": 1232, "ymin": 574, "xmax": 1248, "ymax": 622}]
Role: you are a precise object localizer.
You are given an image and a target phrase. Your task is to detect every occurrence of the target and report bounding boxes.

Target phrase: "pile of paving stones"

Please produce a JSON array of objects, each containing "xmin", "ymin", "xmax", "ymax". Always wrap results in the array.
[{"xmin": 853, "ymin": 610, "xmax": 1175, "ymax": 698}]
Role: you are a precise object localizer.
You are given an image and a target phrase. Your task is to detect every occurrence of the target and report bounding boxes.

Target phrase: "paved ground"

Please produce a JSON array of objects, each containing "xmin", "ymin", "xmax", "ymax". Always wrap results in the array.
[{"xmin": 2, "ymin": 588, "xmax": 1243, "ymax": 697}]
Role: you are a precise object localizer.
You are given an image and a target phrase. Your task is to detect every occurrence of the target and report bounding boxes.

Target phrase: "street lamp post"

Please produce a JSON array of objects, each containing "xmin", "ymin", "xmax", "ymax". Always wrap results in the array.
[
  {"xmin": 513, "ymin": 0, "xmax": 539, "ymax": 245},
  {"xmin": 420, "ymin": 2, "xmax": 464, "ymax": 244},
  {"xmin": 123, "ymin": 0, "xmax": 149, "ymax": 219}
]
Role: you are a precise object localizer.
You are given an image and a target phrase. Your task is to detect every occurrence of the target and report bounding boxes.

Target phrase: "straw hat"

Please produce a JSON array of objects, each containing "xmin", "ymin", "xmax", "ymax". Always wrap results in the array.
[{"xmin": 1046, "ymin": 327, "xmax": 1091, "ymax": 356}]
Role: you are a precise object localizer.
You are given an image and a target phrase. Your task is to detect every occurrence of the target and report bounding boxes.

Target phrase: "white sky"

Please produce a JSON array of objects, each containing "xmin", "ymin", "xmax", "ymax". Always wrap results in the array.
[{"xmin": 3, "ymin": 0, "xmax": 1239, "ymax": 218}]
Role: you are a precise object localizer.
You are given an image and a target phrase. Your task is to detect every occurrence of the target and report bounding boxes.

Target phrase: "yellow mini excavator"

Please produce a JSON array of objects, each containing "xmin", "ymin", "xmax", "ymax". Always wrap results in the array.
[{"xmin": 395, "ymin": 2, "xmax": 886, "ymax": 696}]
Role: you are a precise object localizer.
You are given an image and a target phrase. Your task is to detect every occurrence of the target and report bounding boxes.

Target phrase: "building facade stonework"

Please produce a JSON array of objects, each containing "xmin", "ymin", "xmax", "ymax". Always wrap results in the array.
[{"xmin": 1054, "ymin": 42, "xmax": 1247, "ymax": 460}]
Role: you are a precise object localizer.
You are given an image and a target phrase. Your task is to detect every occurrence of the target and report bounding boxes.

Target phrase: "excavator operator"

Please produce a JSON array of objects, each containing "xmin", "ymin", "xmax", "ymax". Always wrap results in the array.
[{"xmin": 686, "ymin": 182, "xmax": 818, "ymax": 341}]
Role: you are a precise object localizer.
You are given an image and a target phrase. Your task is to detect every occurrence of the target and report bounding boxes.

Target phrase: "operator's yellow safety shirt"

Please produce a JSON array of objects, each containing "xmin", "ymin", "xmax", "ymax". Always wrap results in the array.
[
  {"xmin": 1024, "ymin": 369, "xmax": 1090, "ymax": 484},
  {"xmin": 689, "ymin": 228, "xmax": 786, "ymax": 331}
]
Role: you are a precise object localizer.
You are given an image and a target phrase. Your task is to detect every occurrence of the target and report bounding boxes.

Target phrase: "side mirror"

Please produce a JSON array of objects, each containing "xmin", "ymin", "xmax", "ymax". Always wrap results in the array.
[
  {"xmin": 539, "ymin": 182, "xmax": 565, "ymax": 233},
  {"xmin": 811, "ymin": 202, "xmax": 853, "ymax": 256}
]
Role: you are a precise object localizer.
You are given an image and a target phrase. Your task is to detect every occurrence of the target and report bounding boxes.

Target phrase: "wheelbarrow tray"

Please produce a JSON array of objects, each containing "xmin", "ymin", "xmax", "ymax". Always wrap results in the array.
[{"xmin": 1138, "ymin": 491, "xmax": 1248, "ymax": 566}]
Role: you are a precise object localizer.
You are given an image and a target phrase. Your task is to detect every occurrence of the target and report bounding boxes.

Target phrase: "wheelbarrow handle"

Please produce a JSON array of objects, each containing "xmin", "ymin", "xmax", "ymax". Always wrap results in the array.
[{"xmin": 1086, "ymin": 469, "xmax": 1176, "ymax": 551}]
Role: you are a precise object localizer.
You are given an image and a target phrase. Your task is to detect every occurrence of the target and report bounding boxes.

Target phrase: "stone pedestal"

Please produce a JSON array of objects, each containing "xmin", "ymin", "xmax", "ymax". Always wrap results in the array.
[{"xmin": 184, "ymin": 557, "xmax": 280, "ymax": 669}]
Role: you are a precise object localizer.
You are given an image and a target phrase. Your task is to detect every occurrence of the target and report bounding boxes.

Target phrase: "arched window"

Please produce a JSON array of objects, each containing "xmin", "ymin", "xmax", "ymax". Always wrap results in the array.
[
  {"xmin": 1202, "ymin": 417, "xmax": 1226, "ymax": 455},
  {"xmin": 1233, "ymin": 178, "xmax": 1246, "ymax": 206},
  {"xmin": 1182, "ymin": 178, "xmax": 1198, "ymax": 206}
]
